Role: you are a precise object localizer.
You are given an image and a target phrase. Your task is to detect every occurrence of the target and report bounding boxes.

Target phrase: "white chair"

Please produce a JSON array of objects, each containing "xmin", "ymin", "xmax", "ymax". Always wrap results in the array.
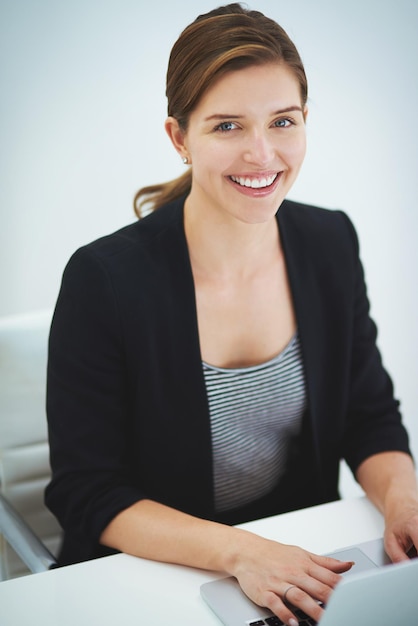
[{"xmin": 0, "ymin": 309, "xmax": 61, "ymax": 580}]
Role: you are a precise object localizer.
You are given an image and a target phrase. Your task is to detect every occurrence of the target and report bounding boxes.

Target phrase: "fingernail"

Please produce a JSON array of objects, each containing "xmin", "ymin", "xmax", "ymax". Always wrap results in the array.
[{"xmin": 289, "ymin": 619, "xmax": 299, "ymax": 626}]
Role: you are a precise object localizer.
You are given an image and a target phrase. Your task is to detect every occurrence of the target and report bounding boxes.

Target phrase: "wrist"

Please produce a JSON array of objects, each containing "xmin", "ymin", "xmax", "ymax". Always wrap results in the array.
[
  {"xmin": 383, "ymin": 484, "xmax": 418, "ymax": 517},
  {"xmin": 357, "ymin": 451, "xmax": 417, "ymax": 514},
  {"xmin": 220, "ymin": 527, "xmax": 278, "ymax": 579},
  {"xmin": 223, "ymin": 528, "xmax": 251, "ymax": 575}
]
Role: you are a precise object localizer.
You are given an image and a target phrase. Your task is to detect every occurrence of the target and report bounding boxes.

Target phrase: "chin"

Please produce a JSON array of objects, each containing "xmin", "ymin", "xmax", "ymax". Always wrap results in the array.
[{"xmin": 236, "ymin": 197, "xmax": 285, "ymax": 224}]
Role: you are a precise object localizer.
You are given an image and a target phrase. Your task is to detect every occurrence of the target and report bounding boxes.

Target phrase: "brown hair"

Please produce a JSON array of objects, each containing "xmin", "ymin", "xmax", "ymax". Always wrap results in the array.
[{"xmin": 133, "ymin": 3, "xmax": 307, "ymax": 217}]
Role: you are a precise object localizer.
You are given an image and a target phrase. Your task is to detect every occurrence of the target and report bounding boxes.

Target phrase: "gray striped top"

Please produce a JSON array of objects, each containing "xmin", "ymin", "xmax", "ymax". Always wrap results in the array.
[{"xmin": 203, "ymin": 332, "xmax": 307, "ymax": 512}]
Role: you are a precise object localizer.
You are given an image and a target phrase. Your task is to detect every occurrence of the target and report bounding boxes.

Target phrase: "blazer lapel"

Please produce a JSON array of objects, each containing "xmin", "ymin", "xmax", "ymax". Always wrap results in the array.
[{"xmin": 278, "ymin": 203, "xmax": 330, "ymax": 494}]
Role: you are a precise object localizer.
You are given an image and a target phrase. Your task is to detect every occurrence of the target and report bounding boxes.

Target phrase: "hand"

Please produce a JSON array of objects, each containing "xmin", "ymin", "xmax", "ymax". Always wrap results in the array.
[
  {"xmin": 355, "ymin": 451, "xmax": 418, "ymax": 563},
  {"xmin": 229, "ymin": 534, "xmax": 354, "ymax": 626},
  {"xmin": 384, "ymin": 497, "xmax": 418, "ymax": 562}
]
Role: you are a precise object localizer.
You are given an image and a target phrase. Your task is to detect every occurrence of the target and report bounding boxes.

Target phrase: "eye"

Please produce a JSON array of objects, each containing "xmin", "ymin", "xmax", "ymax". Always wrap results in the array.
[
  {"xmin": 273, "ymin": 118, "xmax": 294, "ymax": 128},
  {"xmin": 214, "ymin": 121, "xmax": 239, "ymax": 132}
]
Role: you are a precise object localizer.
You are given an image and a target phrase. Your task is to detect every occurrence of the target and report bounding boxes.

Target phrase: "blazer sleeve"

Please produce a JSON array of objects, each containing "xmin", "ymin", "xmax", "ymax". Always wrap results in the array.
[
  {"xmin": 339, "ymin": 212, "xmax": 411, "ymax": 472},
  {"xmin": 45, "ymin": 245, "xmax": 146, "ymax": 548}
]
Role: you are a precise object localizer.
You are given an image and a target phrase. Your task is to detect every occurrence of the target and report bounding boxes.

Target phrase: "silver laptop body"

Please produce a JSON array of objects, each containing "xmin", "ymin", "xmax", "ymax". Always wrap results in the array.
[{"xmin": 200, "ymin": 539, "xmax": 418, "ymax": 625}]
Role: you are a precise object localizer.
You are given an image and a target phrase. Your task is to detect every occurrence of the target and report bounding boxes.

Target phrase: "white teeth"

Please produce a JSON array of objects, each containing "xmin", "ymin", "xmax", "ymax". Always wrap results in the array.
[{"xmin": 230, "ymin": 174, "xmax": 277, "ymax": 188}]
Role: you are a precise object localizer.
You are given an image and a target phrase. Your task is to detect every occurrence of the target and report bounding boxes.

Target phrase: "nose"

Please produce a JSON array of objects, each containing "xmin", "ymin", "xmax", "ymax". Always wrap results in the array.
[{"xmin": 242, "ymin": 129, "xmax": 276, "ymax": 166}]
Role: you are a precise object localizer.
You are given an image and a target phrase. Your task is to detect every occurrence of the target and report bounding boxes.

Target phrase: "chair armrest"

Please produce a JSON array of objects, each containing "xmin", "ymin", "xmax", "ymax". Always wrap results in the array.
[{"xmin": 0, "ymin": 493, "xmax": 57, "ymax": 574}]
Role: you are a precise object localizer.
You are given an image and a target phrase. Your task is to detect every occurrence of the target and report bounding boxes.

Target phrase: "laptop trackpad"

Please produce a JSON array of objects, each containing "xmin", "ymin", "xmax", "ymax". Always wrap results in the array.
[{"xmin": 326, "ymin": 547, "xmax": 379, "ymax": 577}]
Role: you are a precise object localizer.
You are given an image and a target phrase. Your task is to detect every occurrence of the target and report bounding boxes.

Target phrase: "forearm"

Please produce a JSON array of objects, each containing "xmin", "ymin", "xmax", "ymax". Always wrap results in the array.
[
  {"xmin": 99, "ymin": 498, "xmax": 250, "ymax": 573},
  {"xmin": 100, "ymin": 498, "xmax": 354, "ymax": 626},
  {"xmin": 355, "ymin": 451, "xmax": 418, "ymax": 515}
]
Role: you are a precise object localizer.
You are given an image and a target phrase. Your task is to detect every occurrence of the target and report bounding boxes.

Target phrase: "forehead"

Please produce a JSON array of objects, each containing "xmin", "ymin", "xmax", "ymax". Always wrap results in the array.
[{"xmin": 191, "ymin": 63, "xmax": 302, "ymax": 118}]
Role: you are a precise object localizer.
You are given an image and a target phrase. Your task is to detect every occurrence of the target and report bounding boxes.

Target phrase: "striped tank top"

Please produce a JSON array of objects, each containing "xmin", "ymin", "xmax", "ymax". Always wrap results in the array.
[{"xmin": 203, "ymin": 332, "xmax": 307, "ymax": 512}]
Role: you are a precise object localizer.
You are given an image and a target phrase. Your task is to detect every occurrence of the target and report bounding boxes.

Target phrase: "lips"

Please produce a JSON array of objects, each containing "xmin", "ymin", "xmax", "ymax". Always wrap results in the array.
[{"xmin": 229, "ymin": 174, "xmax": 278, "ymax": 189}]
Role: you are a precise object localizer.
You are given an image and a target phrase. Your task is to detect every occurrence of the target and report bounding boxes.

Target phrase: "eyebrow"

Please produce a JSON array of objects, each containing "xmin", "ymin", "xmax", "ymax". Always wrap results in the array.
[{"xmin": 204, "ymin": 106, "xmax": 304, "ymax": 121}]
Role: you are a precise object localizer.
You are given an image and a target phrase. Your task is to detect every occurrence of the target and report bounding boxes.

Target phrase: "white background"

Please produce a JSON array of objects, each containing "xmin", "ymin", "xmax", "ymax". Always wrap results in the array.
[{"xmin": 1, "ymin": 0, "xmax": 417, "ymax": 493}]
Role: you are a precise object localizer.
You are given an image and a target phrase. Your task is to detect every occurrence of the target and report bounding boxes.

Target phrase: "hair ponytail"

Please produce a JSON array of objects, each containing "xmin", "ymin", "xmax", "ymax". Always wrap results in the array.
[{"xmin": 133, "ymin": 170, "xmax": 192, "ymax": 218}]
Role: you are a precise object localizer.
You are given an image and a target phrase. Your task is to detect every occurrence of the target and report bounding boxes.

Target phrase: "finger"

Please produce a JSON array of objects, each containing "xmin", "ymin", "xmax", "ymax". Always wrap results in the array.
[
  {"xmin": 296, "ymin": 572, "xmax": 338, "ymax": 606},
  {"xmin": 264, "ymin": 591, "xmax": 301, "ymax": 626},
  {"xmin": 305, "ymin": 558, "xmax": 353, "ymax": 597},
  {"xmin": 312, "ymin": 560, "xmax": 353, "ymax": 579},
  {"xmin": 385, "ymin": 535, "xmax": 414, "ymax": 563},
  {"xmin": 312, "ymin": 553, "xmax": 355, "ymax": 573},
  {"xmin": 282, "ymin": 585, "xmax": 325, "ymax": 623},
  {"xmin": 264, "ymin": 588, "xmax": 325, "ymax": 626}
]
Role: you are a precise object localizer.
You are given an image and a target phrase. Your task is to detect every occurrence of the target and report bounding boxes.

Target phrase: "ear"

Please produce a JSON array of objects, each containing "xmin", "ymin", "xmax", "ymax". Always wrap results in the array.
[
  {"xmin": 303, "ymin": 105, "xmax": 309, "ymax": 122},
  {"xmin": 165, "ymin": 117, "xmax": 188, "ymax": 159}
]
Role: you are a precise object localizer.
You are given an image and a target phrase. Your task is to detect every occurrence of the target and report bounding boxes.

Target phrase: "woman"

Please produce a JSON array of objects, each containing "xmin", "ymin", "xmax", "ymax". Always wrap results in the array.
[{"xmin": 46, "ymin": 4, "xmax": 418, "ymax": 625}]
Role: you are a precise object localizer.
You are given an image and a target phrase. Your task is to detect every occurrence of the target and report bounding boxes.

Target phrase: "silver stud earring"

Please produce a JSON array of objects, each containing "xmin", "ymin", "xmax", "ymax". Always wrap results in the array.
[{"xmin": 182, "ymin": 156, "xmax": 189, "ymax": 164}]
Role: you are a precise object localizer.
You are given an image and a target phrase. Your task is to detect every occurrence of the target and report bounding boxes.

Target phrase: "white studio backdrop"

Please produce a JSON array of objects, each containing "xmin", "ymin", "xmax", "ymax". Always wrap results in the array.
[{"xmin": 1, "ymin": 0, "xmax": 417, "ymax": 493}]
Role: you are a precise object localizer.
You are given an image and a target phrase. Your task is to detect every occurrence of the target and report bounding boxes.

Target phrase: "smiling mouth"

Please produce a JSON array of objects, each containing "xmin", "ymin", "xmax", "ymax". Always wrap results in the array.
[{"xmin": 229, "ymin": 174, "xmax": 279, "ymax": 189}]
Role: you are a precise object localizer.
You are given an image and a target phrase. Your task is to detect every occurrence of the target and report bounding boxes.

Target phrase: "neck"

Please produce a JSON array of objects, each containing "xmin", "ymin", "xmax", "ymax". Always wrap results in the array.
[{"xmin": 184, "ymin": 197, "xmax": 281, "ymax": 280}]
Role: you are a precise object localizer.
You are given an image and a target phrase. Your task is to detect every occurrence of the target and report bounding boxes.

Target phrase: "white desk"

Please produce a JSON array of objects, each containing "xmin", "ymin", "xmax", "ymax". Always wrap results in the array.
[{"xmin": 0, "ymin": 497, "xmax": 385, "ymax": 626}]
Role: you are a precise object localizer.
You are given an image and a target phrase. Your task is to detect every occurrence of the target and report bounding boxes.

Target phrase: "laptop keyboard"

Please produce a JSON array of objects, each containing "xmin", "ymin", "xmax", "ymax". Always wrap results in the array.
[{"xmin": 249, "ymin": 607, "xmax": 318, "ymax": 626}]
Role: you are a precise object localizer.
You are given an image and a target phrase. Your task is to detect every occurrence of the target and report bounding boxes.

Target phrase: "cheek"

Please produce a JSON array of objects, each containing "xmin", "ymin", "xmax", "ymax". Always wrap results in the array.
[
  {"xmin": 193, "ymin": 142, "xmax": 235, "ymax": 175},
  {"xmin": 283, "ymin": 134, "xmax": 307, "ymax": 165}
]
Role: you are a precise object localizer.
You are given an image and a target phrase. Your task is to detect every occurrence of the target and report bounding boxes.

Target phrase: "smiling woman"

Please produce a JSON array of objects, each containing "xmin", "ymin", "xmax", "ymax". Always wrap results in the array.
[{"xmin": 45, "ymin": 5, "xmax": 418, "ymax": 626}]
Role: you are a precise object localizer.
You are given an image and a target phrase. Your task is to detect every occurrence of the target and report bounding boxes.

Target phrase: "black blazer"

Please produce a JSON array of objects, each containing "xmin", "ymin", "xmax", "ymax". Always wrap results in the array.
[{"xmin": 46, "ymin": 197, "xmax": 410, "ymax": 565}]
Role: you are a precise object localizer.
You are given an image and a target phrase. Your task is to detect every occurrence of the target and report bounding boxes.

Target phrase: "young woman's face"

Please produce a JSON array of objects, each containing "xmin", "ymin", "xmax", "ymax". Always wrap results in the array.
[{"xmin": 179, "ymin": 63, "xmax": 307, "ymax": 225}]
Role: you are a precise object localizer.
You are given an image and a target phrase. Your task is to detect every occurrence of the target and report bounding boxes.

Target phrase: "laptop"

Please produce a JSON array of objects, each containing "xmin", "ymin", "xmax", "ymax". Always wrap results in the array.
[{"xmin": 200, "ymin": 538, "xmax": 418, "ymax": 625}]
